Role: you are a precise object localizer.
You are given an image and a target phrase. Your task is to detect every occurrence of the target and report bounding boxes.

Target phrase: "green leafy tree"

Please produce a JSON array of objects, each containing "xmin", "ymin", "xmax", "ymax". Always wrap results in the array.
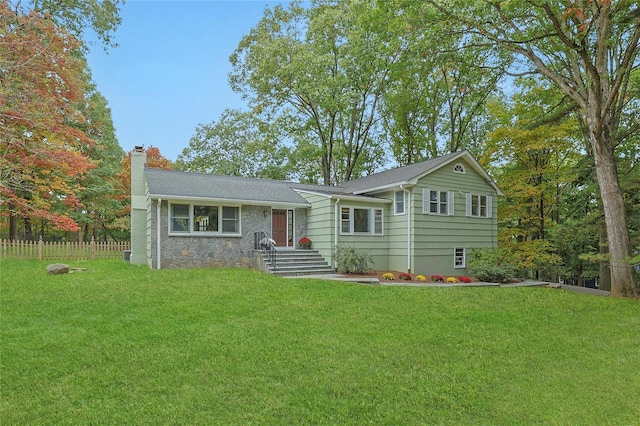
[
  {"xmin": 230, "ymin": 1, "xmax": 399, "ymax": 185},
  {"xmin": 12, "ymin": 0, "xmax": 124, "ymax": 50},
  {"xmin": 380, "ymin": 4, "xmax": 508, "ymax": 164},
  {"xmin": 74, "ymin": 89, "xmax": 127, "ymax": 242},
  {"xmin": 176, "ymin": 109, "xmax": 292, "ymax": 181}
]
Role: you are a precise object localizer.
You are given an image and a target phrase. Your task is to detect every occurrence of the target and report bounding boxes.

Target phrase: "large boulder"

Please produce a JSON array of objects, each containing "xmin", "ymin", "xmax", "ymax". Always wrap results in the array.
[{"xmin": 46, "ymin": 263, "xmax": 69, "ymax": 275}]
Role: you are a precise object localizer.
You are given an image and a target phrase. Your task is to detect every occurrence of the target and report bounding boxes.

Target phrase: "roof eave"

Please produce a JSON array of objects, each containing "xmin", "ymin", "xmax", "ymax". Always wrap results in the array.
[
  {"xmin": 149, "ymin": 194, "xmax": 310, "ymax": 208},
  {"xmin": 294, "ymin": 189, "xmax": 392, "ymax": 204},
  {"xmin": 351, "ymin": 182, "xmax": 411, "ymax": 195}
]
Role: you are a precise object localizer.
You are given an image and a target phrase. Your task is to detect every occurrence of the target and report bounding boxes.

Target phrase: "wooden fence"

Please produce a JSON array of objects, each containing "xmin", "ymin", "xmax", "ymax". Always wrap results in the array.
[{"xmin": 0, "ymin": 238, "xmax": 131, "ymax": 261}]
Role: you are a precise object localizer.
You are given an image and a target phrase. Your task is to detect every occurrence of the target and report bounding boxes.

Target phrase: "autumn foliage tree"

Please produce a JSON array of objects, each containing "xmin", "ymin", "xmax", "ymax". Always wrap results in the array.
[
  {"xmin": 1, "ymin": 3, "xmax": 96, "ymax": 239},
  {"xmin": 484, "ymin": 78, "xmax": 580, "ymax": 279}
]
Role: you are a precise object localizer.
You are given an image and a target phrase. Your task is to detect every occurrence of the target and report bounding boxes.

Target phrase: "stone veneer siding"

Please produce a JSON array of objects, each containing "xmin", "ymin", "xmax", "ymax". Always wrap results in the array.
[
  {"xmin": 294, "ymin": 208, "xmax": 308, "ymax": 245},
  {"xmin": 150, "ymin": 201, "xmax": 309, "ymax": 269}
]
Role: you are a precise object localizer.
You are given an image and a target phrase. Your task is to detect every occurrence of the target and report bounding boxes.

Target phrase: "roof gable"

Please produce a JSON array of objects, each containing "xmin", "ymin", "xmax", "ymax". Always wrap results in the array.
[{"xmin": 342, "ymin": 150, "xmax": 502, "ymax": 195}]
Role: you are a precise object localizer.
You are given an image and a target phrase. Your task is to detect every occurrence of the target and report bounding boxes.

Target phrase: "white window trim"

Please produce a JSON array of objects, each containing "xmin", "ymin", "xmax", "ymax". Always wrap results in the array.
[
  {"xmin": 422, "ymin": 188, "xmax": 454, "ymax": 216},
  {"xmin": 168, "ymin": 202, "xmax": 241, "ymax": 236},
  {"xmin": 339, "ymin": 206, "xmax": 384, "ymax": 235},
  {"xmin": 454, "ymin": 247, "xmax": 466, "ymax": 268},
  {"xmin": 394, "ymin": 190, "xmax": 405, "ymax": 215},
  {"xmin": 465, "ymin": 193, "xmax": 493, "ymax": 218}
]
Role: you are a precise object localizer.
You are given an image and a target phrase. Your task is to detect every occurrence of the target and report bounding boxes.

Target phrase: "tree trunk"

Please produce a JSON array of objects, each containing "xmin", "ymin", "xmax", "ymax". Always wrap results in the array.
[
  {"xmin": 598, "ymin": 212, "xmax": 611, "ymax": 292},
  {"xmin": 23, "ymin": 217, "xmax": 33, "ymax": 241},
  {"xmin": 9, "ymin": 211, "xmax": 18, "ymax": 240},
  {"xmin": 590, "ymin": 129, "xmax": 638, "ymax": 297}
]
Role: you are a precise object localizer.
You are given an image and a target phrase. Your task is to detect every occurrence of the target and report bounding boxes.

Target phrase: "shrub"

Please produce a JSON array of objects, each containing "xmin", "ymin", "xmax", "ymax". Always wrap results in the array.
[
  {"xmin": 431, "ymin": 275, "xmax": 444, "ymax": 282},
  {"xmin": 382, "ymin": 272, "xmax": 395, "ymax": 280},
  {"xmin": 415, "ymin": 275, "xmax": 426, "ymax": 282},
  {"xmin": 399, "ymin": 273, "xmax": 412, "ymax": 280},
  {"xmin": 468, "ymin": 248, "xmax": 518, "ymax": 283},
  {"xmin": 458, "ymin": 276, "xmax": 472, "ymax": 283},
  {"xmin": 446, "ymin": 276, "xmax": 457, "ymax": 283},
  {"xmin": 334, "ymin": 246, "xmax": 373, "ymax": 274}
]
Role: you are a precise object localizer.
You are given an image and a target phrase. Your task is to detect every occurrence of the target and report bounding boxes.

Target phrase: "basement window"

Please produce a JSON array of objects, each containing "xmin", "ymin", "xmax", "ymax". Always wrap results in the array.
[{"xmin": 454, "ymin": 248, "xmax": 466, "ymax": 268}]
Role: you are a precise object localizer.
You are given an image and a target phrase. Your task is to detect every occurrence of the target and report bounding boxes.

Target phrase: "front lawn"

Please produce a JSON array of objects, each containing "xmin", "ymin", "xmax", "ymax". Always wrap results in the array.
[{"xmin": 1, "ymin": 260, "xmax": 639, "ymax": 424}]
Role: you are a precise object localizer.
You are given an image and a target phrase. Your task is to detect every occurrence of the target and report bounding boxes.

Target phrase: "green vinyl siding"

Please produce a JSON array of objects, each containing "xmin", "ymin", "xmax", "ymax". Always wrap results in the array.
[
  {"xmin": 411, "ymin": 158, "xmax": 498, "ymax": 276},
  {"xmin": 336, "ymin": 199, "xmax": 389, "ymax": 271},
  {"xmin": 298, "ymin": 193, "xmax": 391, "ymax": 270},
  {"xmin": 298, "ymin": 193, "xmax": 334, "ymax": 264},
  {"xmin": 363, "ymin": 189, "xmax": 412, "ymax": 272},
  {"xmin": 298, "ymin": 156, "xmax": 498, "ymax": 276}
]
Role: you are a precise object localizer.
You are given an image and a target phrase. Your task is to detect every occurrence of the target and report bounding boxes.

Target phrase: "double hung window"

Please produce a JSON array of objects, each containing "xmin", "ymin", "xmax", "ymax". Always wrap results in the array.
[
  {"xmin": 466, "ymin": 194, "xmax": 492, "ymax": 218},
  {"xmin": 394, "ymin": 191, "xmax": 405, "ymax": 215},
  {"xmin": 171, "ymin": 204, "xmax": 190, "ymax": 233},
  {"xmin": 340, "ymin": 207, "xmax": 383, "ymax": 235},
  {"xmin": 422, "ymin": 188, "xmax": 454, "ymax": 215}
]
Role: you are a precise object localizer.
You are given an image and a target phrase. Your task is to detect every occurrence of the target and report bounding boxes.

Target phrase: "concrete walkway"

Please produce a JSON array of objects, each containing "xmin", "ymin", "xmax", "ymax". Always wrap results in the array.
[
  {"xmin": 556, "ymin": 284, "xmax": 610, "ymax": 297},
  {"xmin": 285, "ymin": 274, "xmax": 611, "ymax": 296}
]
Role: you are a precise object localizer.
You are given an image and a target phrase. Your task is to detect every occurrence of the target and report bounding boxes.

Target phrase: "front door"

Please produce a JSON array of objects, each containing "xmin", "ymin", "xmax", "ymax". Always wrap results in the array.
[{"xmin": 272, "ymin": 209, "xmax": 288, "ymax": 247}]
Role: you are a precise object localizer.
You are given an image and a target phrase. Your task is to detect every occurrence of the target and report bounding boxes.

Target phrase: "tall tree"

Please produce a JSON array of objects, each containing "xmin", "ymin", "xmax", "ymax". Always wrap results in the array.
[
  {"xmin": 484, "ymin": 78, "xmax": 580, "ymax": 279},
  {"xmin": 1, "ymin": 3, "xmax": 95, "ymax": 238},
  {"xmin": 74, "ymin": 88, "xmax": 127, "ymax": 242},
  {"xmin": 10, "ymin": 0, "xmax": 124, "ymax": 50},
  {"xmin": 380, "ymin": 10, "xmax": 507, "ymax": 164},
  {"xmin": 421, "ymin": 0, "xmax": 639, "ymax": 296},
  {"xmin": 176, "ymin": 109, "xmax": 292, "ymax": 180},
  {"xmin": 229, "ymin": 1, "xmax": 400, "ymax": 185}
]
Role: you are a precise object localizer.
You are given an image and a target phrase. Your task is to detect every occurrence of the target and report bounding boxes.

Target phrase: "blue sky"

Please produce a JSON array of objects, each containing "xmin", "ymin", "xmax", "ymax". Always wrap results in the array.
[{"xmin": 86, "ymin": 1, "xmax": 288, "ymax": 161}]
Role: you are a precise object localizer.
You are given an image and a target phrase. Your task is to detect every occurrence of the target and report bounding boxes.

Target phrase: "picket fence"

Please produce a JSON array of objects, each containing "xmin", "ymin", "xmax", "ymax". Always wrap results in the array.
[{"xmin": 0, "ymin": 238, "xmax": 130, "ymax": 261}]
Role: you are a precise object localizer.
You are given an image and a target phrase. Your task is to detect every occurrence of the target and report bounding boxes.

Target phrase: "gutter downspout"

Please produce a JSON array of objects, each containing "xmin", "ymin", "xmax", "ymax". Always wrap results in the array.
[
  {"xmin": 157, "ymin": 198, "xmax": 162, "ymax": 270},
  {"xmin": 400, "ymin": 185, "xmax": 411, "ymax": 273},
  {"xmin": 408, "ymin": 189, "xmax": 411, "ymax": 273},
  {"xmin": 334, "ymin": 197, "xmax": 340, "ymax": 270}
]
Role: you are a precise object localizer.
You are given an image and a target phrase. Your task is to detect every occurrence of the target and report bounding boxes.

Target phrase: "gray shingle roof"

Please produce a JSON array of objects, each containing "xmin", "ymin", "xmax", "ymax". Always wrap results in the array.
[
  {"xmin": 144, "ymin": 150, "xmax": 499, "ymax": 204},
  {"xmin": 341, "ymin": 151, "xmax": 464, "ymax": 193},
  {"xmin": 145, "ymin": 168, "xmax": 343, "ymax": 205}
]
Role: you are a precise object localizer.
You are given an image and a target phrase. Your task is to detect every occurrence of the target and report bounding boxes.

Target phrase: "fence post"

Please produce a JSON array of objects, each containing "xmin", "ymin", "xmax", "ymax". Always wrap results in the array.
[
  {"xmin": 38, "ymin": 237, "xmax": 44, "ymax": 261},
  {"xmin": 90, "ymin": 236, "xmax": 96, "ymax": 260}
]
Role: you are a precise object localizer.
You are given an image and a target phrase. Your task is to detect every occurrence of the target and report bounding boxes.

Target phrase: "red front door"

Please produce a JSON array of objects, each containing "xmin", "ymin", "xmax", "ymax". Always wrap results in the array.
[{"xmin": 272, "ymin": 209, "xmax": 287, "ymax": 247}]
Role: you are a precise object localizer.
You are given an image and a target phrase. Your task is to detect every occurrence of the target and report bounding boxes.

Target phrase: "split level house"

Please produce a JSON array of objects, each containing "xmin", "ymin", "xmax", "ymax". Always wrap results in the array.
[{"xmin": 130, "ymin": 148, "xmax": 502, "ymax": 276}]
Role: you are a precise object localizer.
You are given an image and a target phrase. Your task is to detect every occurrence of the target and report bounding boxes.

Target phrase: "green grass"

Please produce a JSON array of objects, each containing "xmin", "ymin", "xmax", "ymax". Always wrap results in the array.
[{"xmin": 1, "ymin": 260, "xmax": 639, "ymax": 425}]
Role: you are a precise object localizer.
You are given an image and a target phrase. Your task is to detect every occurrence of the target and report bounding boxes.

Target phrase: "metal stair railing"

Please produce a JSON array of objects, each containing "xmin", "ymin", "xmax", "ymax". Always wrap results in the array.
[{"xmin": 254, "ymin": 231, "xmax": 276, "ymax": 272}]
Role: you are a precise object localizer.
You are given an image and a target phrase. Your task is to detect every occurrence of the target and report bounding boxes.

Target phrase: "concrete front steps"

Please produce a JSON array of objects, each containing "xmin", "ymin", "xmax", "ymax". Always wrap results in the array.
[{"xmin": 264, "ymin": 249, "xmax": 334, "ymax": 277}]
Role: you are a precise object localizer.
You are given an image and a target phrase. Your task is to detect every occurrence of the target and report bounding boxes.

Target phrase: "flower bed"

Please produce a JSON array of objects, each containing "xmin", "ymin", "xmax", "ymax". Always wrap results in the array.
[{"xmin": 345, "ymin": 271, "xmax": 477, "ymax": 284}]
